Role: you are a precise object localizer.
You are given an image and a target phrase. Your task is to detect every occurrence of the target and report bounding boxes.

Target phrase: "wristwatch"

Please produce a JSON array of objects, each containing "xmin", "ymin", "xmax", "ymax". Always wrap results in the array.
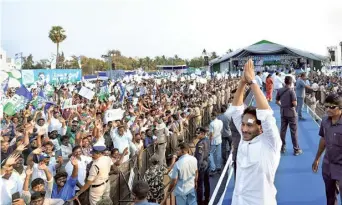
[{"xmin": 247, "ymin": 79, "xmax": 257, "ymax": 86}]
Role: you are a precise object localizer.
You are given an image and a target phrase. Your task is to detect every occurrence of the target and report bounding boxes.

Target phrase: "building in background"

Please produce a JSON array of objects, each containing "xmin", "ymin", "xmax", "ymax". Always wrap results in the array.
[
  {"xmin": 0, "ymin": 47, "xmax": 15, "ymax": 70},
  {"xmin": 210, "ymin": 40, "xmax": 328, "ymax": 74},
  {"xmin": 327, "ymin": 42, "xmax": 342, "ymax": 66}
]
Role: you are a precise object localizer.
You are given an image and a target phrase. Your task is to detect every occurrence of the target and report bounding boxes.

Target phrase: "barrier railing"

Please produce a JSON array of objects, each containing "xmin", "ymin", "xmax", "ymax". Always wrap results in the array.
[
  {"xmin": 108, "ymin": 83, "xmax": 240, "ymax": 205},
  {"xmin": 110, "ymin": 106, "xmax": 214, "ymax": 205}
]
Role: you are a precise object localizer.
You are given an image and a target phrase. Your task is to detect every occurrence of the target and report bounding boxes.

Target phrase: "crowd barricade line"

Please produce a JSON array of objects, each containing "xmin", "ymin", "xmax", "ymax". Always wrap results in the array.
[{"xmin": 109, "ymin": 88, "xmax": 245, "ymax": 204}]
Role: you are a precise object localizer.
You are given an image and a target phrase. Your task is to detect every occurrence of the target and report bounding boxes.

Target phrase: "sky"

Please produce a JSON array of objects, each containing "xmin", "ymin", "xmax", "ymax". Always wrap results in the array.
[{"xmin": 1, "ymin": 0, "xmax": 342, "ymax": 61}]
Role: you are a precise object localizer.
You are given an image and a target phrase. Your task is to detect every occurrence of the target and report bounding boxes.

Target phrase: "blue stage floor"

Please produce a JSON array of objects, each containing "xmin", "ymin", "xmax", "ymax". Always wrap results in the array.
[{"xmin": 222, "ymin": 102, "xmax": 339, "ymax": 205}]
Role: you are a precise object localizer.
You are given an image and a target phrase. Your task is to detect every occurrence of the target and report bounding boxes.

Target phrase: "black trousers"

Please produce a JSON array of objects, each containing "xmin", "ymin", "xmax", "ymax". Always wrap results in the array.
[
  {"xmin": 222, "ymin": 137, "xmax": 232, "ymax": 164},
  {"xmin": 323, "ymin": 171, "xmax": 342, "ymax": 205},
  {"xmin": 197, "ymin": 168, "xmax": 210, "ymax": 205},
  {"xmin": 280, "ymin": 116, "xmax": 300, "ymax": 151}
]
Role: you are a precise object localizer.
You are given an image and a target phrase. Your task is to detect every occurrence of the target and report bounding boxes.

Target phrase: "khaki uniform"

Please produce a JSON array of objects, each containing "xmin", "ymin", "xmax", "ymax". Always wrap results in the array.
[{"xmin": 88, "ymin": 156, "xmax": 113, "ymax": 205}]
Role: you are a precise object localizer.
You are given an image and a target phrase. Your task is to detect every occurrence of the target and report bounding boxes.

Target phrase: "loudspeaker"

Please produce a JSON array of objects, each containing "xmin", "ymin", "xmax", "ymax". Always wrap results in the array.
[{"xmin": 329, "ymin": 50, "xmax": 335, "ymax": 62}]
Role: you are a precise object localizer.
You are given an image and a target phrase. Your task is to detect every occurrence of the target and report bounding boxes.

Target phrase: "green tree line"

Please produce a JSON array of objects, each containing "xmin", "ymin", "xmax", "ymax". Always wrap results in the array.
[
  {"xmin": 21, "ymin": 50, "xmax": 219, "ymax": 75},
  {"xmin": 20, "ymin": 26, "xmax": 221, "ymax": 74}
]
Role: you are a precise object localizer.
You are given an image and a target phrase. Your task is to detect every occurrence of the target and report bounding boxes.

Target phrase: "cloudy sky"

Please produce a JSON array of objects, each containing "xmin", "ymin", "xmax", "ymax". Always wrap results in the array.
[{"xmin": 1, "ymin": 0, "xmax": 342, "ymax": 60}]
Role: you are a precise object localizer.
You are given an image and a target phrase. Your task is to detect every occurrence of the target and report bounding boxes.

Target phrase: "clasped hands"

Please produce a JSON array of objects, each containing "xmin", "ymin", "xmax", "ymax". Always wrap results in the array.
[{"xmin": 240, "ymin": 59, "xmax": 256, "ymax": 84}]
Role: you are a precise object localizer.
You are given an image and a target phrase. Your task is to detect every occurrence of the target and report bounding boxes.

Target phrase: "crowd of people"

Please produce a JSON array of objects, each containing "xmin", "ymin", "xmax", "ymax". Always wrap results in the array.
[
  {"xmin": 1, "ymin": 60, "xmax": 342, "ymax": 205},
  {"xmin": 0, "ymin": 71, "xmax": 239, "ymax": 205}
]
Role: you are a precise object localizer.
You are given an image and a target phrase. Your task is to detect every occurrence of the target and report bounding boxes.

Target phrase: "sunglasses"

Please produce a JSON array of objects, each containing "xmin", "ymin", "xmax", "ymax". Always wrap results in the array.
[{"xmin": 324, "ymin": 105, "xmax": 339, "ymax": 110}]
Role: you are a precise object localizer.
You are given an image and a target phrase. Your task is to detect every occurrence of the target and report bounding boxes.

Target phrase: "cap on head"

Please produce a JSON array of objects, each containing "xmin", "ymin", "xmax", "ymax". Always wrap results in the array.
[{"xmin": 91, "ymin": 146, "xmax": 106, "ymax": 154}]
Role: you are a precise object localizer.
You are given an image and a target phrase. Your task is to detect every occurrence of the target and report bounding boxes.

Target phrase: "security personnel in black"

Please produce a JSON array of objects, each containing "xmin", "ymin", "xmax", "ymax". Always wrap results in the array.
[
  {"xmin": 276, "ymin": 76, "xmax": 303, "ymax": 156},
  {"xmin": 194, "ymin": 127, "xmax": 210, "ymax": 205}
]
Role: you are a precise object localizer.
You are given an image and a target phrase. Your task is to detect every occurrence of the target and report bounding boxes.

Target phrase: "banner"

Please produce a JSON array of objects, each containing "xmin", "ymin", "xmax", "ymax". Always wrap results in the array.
[
  {"xmin": 78, "ymin": 87, "xmax": 95, "ymax": 100},
  {"xmin": 3, "ymin": 94, "xmax": 27, "ymax": 116},
  {"xmin": 61, "ymin": 98, "xmax": 75, "ymax": 109},
  {"xmin": 103, "ymin": 109, "xmax": 125, "ymax": 124},
  {"xmin": 21, "ymin": 69, "xmax": 82, "ymax": 86}
]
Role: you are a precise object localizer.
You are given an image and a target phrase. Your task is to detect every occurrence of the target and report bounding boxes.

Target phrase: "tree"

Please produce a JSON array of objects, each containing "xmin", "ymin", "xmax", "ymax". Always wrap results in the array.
[
  {"xmin": 49, "ymin": 26, "xmax": 67, "ymax": 68},
  {"xmin": 81, "ymin": 56, "xmax": 106, "ymax": 75},
  {"xmin": 226, "ymin": 49, "xmax": 233, "ymax": 53},
  {"xmin": 64, "ymin": 55, "xmax": 80, "ymax": 68},
  {"xmin": 34, "ymin": 59, "xmax": 50, "ymax": 69},
  {"xmin": 210, "ymin": 52, "xmax": 218, "ymax": 60},
  {"xmin": 22, "ymin": 54, "xmax": 34, "ymax": 69},
  {"xmin": 57, "ymin": 52, "xmax": 65, "ymax": 68}
]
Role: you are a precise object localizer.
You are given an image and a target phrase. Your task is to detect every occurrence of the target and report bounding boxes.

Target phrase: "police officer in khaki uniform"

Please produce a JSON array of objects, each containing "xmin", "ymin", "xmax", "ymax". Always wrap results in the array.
[
  {"xmin": 276, "ymin": 76, "xmax": 303, "ymax": 156},
  {"xmin": 312, "ymin": 94, "xmax": 342, "ymax": 205},
  {"xmin": 70, "ymin": 145, "xmax": 113, "ymax": 205}
]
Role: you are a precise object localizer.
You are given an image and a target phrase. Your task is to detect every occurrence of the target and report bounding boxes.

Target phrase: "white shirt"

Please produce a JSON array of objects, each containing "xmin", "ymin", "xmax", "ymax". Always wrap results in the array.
[
  {"xmin": 134, "ymin": 140, "xmax": 144, "ymax": 152},
  {"xmin": 255, "ymin": 75, "xmax": 263, "ymax": 88},
  {"xmin": 110, "ymin": 129, "xmax": 137, "ymax": 162},
  {"xmin": 31, "ymin": 161, "xmax": 56, "ymax": 181},
  {"xmin": 35, "ymin": 123, "xmax": 49, "ymax": 137},
  {"xmin": 61, "ymin": 144, "xmax": 73, "ymax": 160},
  {"xmin": 48, "ymin": 117, "xmax": 62, "ymax": 133},
  {"xmin": 0, "ymin": 172, "xmax": 24, "ymax": 205},
  {"xmin": 227, "ymin": 105, "xmax": 281, "ymax": 205},
  {"xmin": 170, "ymin": 154, "xmax": 198, "ymax": 196},
  {"xmin": 65, "ymin": 155, "xmax": 92, "ymax": 190},
  {"xmin": 209, "ymin": 118, "xmax": 223, "ymax": 145},
  {"xmin": 274, "ymin": 75, "xmax": 284, "ymax": 90}
]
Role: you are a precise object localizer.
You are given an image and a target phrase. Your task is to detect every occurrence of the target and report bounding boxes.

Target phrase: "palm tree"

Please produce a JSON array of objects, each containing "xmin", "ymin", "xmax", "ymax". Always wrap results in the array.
[{"xmin": 49, "ymin": 26, "xmax": 67, "ymax": 68}]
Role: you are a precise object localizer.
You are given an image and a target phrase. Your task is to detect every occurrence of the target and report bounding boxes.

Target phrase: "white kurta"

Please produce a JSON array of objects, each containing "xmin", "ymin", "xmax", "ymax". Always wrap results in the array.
[{"xmin": 227, "ymin": 105, "xmax": 281, "ymax": 205}]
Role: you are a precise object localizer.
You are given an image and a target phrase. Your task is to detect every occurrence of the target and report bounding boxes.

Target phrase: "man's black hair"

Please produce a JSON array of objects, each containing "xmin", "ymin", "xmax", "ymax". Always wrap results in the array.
[
  {"xmin": 31, "ymin": 178, "xmax": 45, "ymax": 189},
  {"xmin": 242, "ymin": 106, "xmax": 261, "ymax": 125},
  {"xmin": 132, "ymin": 180, "xmax": 149, "ymax": 200},
  {"xmin": 325, "ymin": 93, "xmax": 342, "ymax": 107}
]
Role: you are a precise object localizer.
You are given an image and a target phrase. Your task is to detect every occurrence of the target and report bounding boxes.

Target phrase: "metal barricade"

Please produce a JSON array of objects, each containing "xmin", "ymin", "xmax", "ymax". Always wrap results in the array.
[{"xmin": 111, "ymin": 98, "xmax": 232, "ymax": 204}]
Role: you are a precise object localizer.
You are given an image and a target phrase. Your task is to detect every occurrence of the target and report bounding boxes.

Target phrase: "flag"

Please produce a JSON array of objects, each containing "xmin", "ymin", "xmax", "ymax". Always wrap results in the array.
[
  {"xmin": 3, "ymin": 102, "xmax": 16, "ymax": 116},
  {"xmin": 44, "ymin": 101, "xmax": 56, "ymax": 113},
  {"xmin": 119, "ymin": 83, "xmax": 126, "ymax": 103},
  {"xmin": 1, "ymin": 78, "xmax": 9, "ymax": 93},
  {"xmin": 98, "ymin": 86, "xmax": 109, "ymax": 102},
  {"xmin": 15, "ymin": 85, "xmax": 32, "ymax": 101},
  {"xmin": 38, "ymin": 89, "xmax": 46, "ymax": 99},
  {"xmin": 3, "ymin": 95, "xmax": 27, "ymax": 116}
]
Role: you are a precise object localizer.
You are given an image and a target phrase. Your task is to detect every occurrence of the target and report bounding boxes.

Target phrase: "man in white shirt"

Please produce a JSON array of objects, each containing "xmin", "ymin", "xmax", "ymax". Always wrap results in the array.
[
  {"xmin": 208, "ymin": 112, "xmax": 223, "ymax": 175},
  {"xmin": 274, "ymin": 72, "xmax": 284, "ymax": 94},
  {"xmin": 255, "ymin": 72, "xmax": 263, "ymax": 90},
  {"xmin": 110, "ymin": 126, "xmax": 137, "ymax": 162},
  {"xmin": 226, "ymin": 59, "xmax": 281, "ymax": 205},
  {"xmin": 0, "ymin": 161, "xmax": 24, "ymax": 205},
  {"xmin": 65, "ymin": 145, "xmax": 92, "ymax": 192},
  {"xmin": 167, "ymin": 143, "xmax": 198, "ymax": 205}
]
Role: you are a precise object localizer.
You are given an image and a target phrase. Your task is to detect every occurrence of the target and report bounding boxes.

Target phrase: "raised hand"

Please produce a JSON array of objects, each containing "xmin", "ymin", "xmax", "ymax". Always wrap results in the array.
[
  {"xmin": 243, "ymin": 59, "xmax": 255, "ymax": 82},
  {"xmin": 59, "ymin": 117, "xmax": 66, "ymax": 123},
  {"xmin": 12, "ymin": 198, "xmax": 25, "ymax": 205},
  {"xmin": 123, "ymin": 147, "xmax": 129, "ymax": 156},
  {"xmin": 16, "ymin": 142, "xmax": 28, "ymax": 152},
  {"xmin": 38, "ymin": 162, "xmax": 48, "ymax": 170},
  {"xmin": 70, "ymin": 156, "xmax": 78, "ymax": 166},
  {"xmin": 5, "ymin": 153, "xmax": 20, "ymax": 166},
  {"xmin": 25, "ymin": 166, "xmax": 33, "ymax": 175},
  {"xmin": 32, "ymin": 147, "xmax": 43, "ymax": 155}
]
